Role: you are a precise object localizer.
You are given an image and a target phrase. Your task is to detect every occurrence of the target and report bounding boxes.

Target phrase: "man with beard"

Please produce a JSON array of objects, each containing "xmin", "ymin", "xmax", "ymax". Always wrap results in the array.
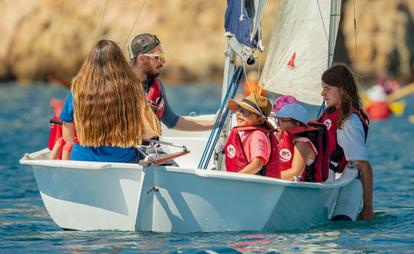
[{"xmin": 129, "ymin": 33, "xmax": 216, "ymax": 131}]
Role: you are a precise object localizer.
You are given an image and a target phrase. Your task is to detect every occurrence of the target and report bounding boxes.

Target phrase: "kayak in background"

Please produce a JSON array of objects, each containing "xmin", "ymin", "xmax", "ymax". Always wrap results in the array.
[{"xmin": 364, "ymin": 85, "xmax": 392, "ymax": 121}]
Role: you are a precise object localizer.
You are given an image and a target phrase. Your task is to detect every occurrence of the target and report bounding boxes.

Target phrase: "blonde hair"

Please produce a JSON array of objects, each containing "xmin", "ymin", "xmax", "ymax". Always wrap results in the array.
[{"xmin": 73, "ymin": 39, "xmax": 149, "ymax": 147}]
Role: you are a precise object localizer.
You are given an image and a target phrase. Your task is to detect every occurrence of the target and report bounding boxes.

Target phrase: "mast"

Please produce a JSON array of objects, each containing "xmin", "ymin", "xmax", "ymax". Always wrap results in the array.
[
  {"xmin": 213, "ymin": 37, "xmax": 235, "ymax": 171},
  {"xmin": 213, "ymin": 0, "xmax": 267, "ymax": 171},
  {"xmin": 327, "ymin": 0, "xmax": 342, "ymax": 68},
  {"xmin": 221, "ymin": 38, "xmax": 236, "ymax": 101}
]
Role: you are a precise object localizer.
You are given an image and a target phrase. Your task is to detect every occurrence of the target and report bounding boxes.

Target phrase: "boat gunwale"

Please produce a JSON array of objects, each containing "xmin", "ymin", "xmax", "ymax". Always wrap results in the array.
[{"xmin": 20, "ymin": 148, "xmax": 357, "ymax": 190}]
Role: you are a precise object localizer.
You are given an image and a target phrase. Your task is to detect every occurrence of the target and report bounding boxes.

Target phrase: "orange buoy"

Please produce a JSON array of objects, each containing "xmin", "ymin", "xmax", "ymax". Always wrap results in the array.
[
  {"xmin": 242, "ymin": 71, "xmax": 266, "ymax": 97},
  {"xmin": 366, "ymin": 101, "xmax": 392, "ymax": 121},
  {"xmin": 242, "ymin": 80, "xmax": 266, "ymax": 96}
]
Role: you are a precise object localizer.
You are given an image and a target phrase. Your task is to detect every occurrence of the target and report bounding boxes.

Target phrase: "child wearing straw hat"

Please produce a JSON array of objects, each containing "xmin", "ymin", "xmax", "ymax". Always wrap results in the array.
[{"xmin": 224, "ymin": 93, "xmax": 280, "ymax": 178}]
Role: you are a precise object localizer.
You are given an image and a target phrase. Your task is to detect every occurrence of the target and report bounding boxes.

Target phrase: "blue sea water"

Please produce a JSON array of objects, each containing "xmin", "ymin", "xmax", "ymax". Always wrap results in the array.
[{"xmin": 0, "ymin": 83, "xmax": 413, "ymax": 253}]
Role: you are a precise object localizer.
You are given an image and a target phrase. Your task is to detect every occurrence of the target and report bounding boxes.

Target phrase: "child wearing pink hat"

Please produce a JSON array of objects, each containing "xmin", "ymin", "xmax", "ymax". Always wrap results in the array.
[
  {"xmin": 272, "ymin": 95, "xmax": 298, "ymax": 112},
  {"xmin": 272, "ymin": 98, "xmax": 323, "ymax": 182}
]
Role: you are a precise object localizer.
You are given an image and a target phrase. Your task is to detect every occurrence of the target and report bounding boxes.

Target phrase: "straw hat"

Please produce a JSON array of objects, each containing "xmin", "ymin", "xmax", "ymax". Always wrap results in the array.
[{"xmin": 228, "ymin": 93, "xmax": 275, "ymax": 131}]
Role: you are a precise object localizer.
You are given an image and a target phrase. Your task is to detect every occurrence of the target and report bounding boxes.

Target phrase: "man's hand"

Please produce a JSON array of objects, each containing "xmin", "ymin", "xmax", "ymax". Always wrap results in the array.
[{"xmin": 210, "ymin": 110, "xmax": 227, "ymax": 128}]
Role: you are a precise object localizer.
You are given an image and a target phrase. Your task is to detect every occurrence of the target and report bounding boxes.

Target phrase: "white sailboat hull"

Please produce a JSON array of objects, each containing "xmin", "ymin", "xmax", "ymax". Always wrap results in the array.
[{"xmin": 21, "ymin": 147, "xmax": 360, "ymax": 233}]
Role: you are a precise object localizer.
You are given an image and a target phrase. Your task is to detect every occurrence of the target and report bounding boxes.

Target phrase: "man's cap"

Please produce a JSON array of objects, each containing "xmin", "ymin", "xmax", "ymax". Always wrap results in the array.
[
  {"xmin": 128, "ymin": 33, "xmax": 160, "ymax": 60},
  {"xmin": 228, "ymin": 93, "xmax": 275, "ymax": 130},
  {"xmin": 274, "ymin": 103, "xmax": 309, "ymax": 125}
]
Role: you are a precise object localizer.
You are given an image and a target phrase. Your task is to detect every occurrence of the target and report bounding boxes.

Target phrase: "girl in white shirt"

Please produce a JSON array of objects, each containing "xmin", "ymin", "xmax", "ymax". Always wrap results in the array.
[{"xmin": 319, "ymin": 63, "xmax": 374, "ymax": 220}]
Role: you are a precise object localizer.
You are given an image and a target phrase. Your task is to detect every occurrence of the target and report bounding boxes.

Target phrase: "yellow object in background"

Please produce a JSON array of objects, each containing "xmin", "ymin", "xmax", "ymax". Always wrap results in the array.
[
  {"xmin": 387, "ymin": 82, "xmax": 414, "ymax": 102},
  {"xmin": 389, "ymin": 101, "xmax": 406, "ymax": 117}
]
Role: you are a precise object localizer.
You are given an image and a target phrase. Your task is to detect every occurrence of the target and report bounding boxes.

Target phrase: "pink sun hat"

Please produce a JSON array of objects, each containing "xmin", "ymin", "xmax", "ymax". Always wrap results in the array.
[{"xmin": 272, "ymin": 95, "xmax": 298, "ymax": 112}]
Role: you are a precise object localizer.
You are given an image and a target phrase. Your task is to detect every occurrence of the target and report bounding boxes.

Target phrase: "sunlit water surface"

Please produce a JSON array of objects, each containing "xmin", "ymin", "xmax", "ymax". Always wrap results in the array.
[{"xmin": 0, "ymin": 83, "xmax": 413, "ymax": 253}]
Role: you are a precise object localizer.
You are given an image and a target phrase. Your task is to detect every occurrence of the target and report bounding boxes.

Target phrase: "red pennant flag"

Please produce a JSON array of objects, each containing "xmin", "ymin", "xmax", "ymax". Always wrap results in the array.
[{"xmin": 288, "ymin": 52, "xmax": 296, "ymax": 68}]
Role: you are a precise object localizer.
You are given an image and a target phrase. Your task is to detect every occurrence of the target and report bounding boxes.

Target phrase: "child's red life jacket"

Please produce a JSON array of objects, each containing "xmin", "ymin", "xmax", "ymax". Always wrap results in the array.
[
  {"xmin": 277, "ymin": 122, "xmax": 329, "ymax": 182},
  {"xmin": 224, "ymin": 126, "xmax": 280, "ymax": 178}
]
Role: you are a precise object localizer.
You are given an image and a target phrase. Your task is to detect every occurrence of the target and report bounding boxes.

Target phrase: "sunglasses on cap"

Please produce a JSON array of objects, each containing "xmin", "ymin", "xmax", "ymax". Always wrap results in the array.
[
  {"xmin": 142, "ymin": 52, "xmax": 165, "ymax": 62},
  {"xmin": 235, "ymin": 106, "xmax": 253, "ymax": 117}
]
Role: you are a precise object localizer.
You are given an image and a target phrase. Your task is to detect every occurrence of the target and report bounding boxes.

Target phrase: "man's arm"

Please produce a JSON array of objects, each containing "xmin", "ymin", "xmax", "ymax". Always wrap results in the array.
[
  {"xmin": 159, "ymin": 81, "xmax": 215, "ymax": 131},
  {"xmin": 173, "ymin": 116, "xmax": 215, "ymax": 131},
  {"xmin": 158, "ymin": 82, "xmax": 179, "ymax": 128}
]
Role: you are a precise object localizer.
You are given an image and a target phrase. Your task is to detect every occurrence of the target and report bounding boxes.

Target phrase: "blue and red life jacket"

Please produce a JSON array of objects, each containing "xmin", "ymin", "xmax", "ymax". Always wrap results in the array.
[
  {"xmin": 318, "ymin": 108, "xmax": 368, "ymax": 173},
  {"xmin": 145, "ymin": 78, "xmax": 165, "ymax": 119},
  {"xmin": 224, "ymin": 126, "xmax": 280, "ymax": 179}
]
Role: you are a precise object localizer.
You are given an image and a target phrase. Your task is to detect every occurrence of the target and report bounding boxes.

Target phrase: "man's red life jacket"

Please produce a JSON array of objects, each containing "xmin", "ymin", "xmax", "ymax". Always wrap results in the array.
[
  {"xmin": 276, "ymin": 123, "xmax": 328, "ymax": 182},
  {"xmin": 224, "ymin": 126, "xmax": 280, "ymax": 178},
  {"xmin": 318, "ymin": 108, "xmax": 368, "ymax": 173},
  {"xmin": 145, "ymin": 79, "xmax": 165, "ymax": 119}
]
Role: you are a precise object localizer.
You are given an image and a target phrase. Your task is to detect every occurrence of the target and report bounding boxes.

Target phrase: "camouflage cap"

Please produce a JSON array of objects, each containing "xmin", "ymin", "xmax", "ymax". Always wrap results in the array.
[{"xmin": 128, "ymin": 33, "xmax": 161, "ymax": 60}]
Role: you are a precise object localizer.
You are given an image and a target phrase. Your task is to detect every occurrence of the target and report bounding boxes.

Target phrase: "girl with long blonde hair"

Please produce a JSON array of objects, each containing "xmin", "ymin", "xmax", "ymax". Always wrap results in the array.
[{"xmin": 58, "ymin": 39, "xmax": 160, "ymax": 162}]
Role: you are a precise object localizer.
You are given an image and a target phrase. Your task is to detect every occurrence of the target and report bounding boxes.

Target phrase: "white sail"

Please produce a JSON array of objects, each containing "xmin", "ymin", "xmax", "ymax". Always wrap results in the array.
[{"xmin": 260, "ymin": 0, "xmax": 342, "ymax": 105}]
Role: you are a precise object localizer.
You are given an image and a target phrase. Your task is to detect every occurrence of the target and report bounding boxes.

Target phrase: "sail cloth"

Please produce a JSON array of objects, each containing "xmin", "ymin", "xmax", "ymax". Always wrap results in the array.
[
  {"xmin": 260, "ymin": 0, "xmax": 342, "ymax": 105},
  {"xmin": 224, "ymin": 0, "xmax": 267, "ymax": 48}
]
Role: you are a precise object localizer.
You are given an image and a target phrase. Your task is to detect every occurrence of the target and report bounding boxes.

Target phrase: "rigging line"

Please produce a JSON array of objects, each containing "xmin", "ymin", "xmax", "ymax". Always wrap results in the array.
[
  {"xmin": 124, "ymin": 0, "xmax": 150, "ymax": 48},
  {"xmin": 316, "ymin": 0, "xmax": 329, "ymax": 43},
  {"xmin": 243, "ymin": 63, "xmax": 266, "ymax": 118},
  {"xmin": 97, "ymin": 0, "xmax": 109, "ymax": 39},
  {"xmin": 203, "ymin": 70, "xmax": 243, "ymax": 169},
  {"xmin": 352, "ymin": 0, "xmax": 359, "ymax": 68},
  {"xmin": 257, "ymin": 52, "xmax": 261, "ymax": 84},
  {"xmin": 198, "ymin": 67, "xmax": 242, "ymax": 169}
]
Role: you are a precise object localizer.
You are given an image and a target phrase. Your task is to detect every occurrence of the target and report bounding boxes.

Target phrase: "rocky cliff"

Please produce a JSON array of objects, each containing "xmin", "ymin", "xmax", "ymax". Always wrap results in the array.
[{"xmin": 0, "ymin": 0, "xmax": 413, "ymax": 84}]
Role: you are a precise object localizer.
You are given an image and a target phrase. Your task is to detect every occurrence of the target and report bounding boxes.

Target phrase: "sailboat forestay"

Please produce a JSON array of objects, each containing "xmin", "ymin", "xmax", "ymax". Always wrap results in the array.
[{"xmin": 20, "ymin": 0, "xmax": 364, "ymax": 233}]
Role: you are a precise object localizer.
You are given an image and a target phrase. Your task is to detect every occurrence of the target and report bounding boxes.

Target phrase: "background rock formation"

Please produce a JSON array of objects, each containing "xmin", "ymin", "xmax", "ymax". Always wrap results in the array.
[
  {"xmin": 0, "ymin": 0, "xmax": 413, "ymax": 85},
  {"xmin": 338, "ymin": 0, "xmax": 414, "ymax": 83}
]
